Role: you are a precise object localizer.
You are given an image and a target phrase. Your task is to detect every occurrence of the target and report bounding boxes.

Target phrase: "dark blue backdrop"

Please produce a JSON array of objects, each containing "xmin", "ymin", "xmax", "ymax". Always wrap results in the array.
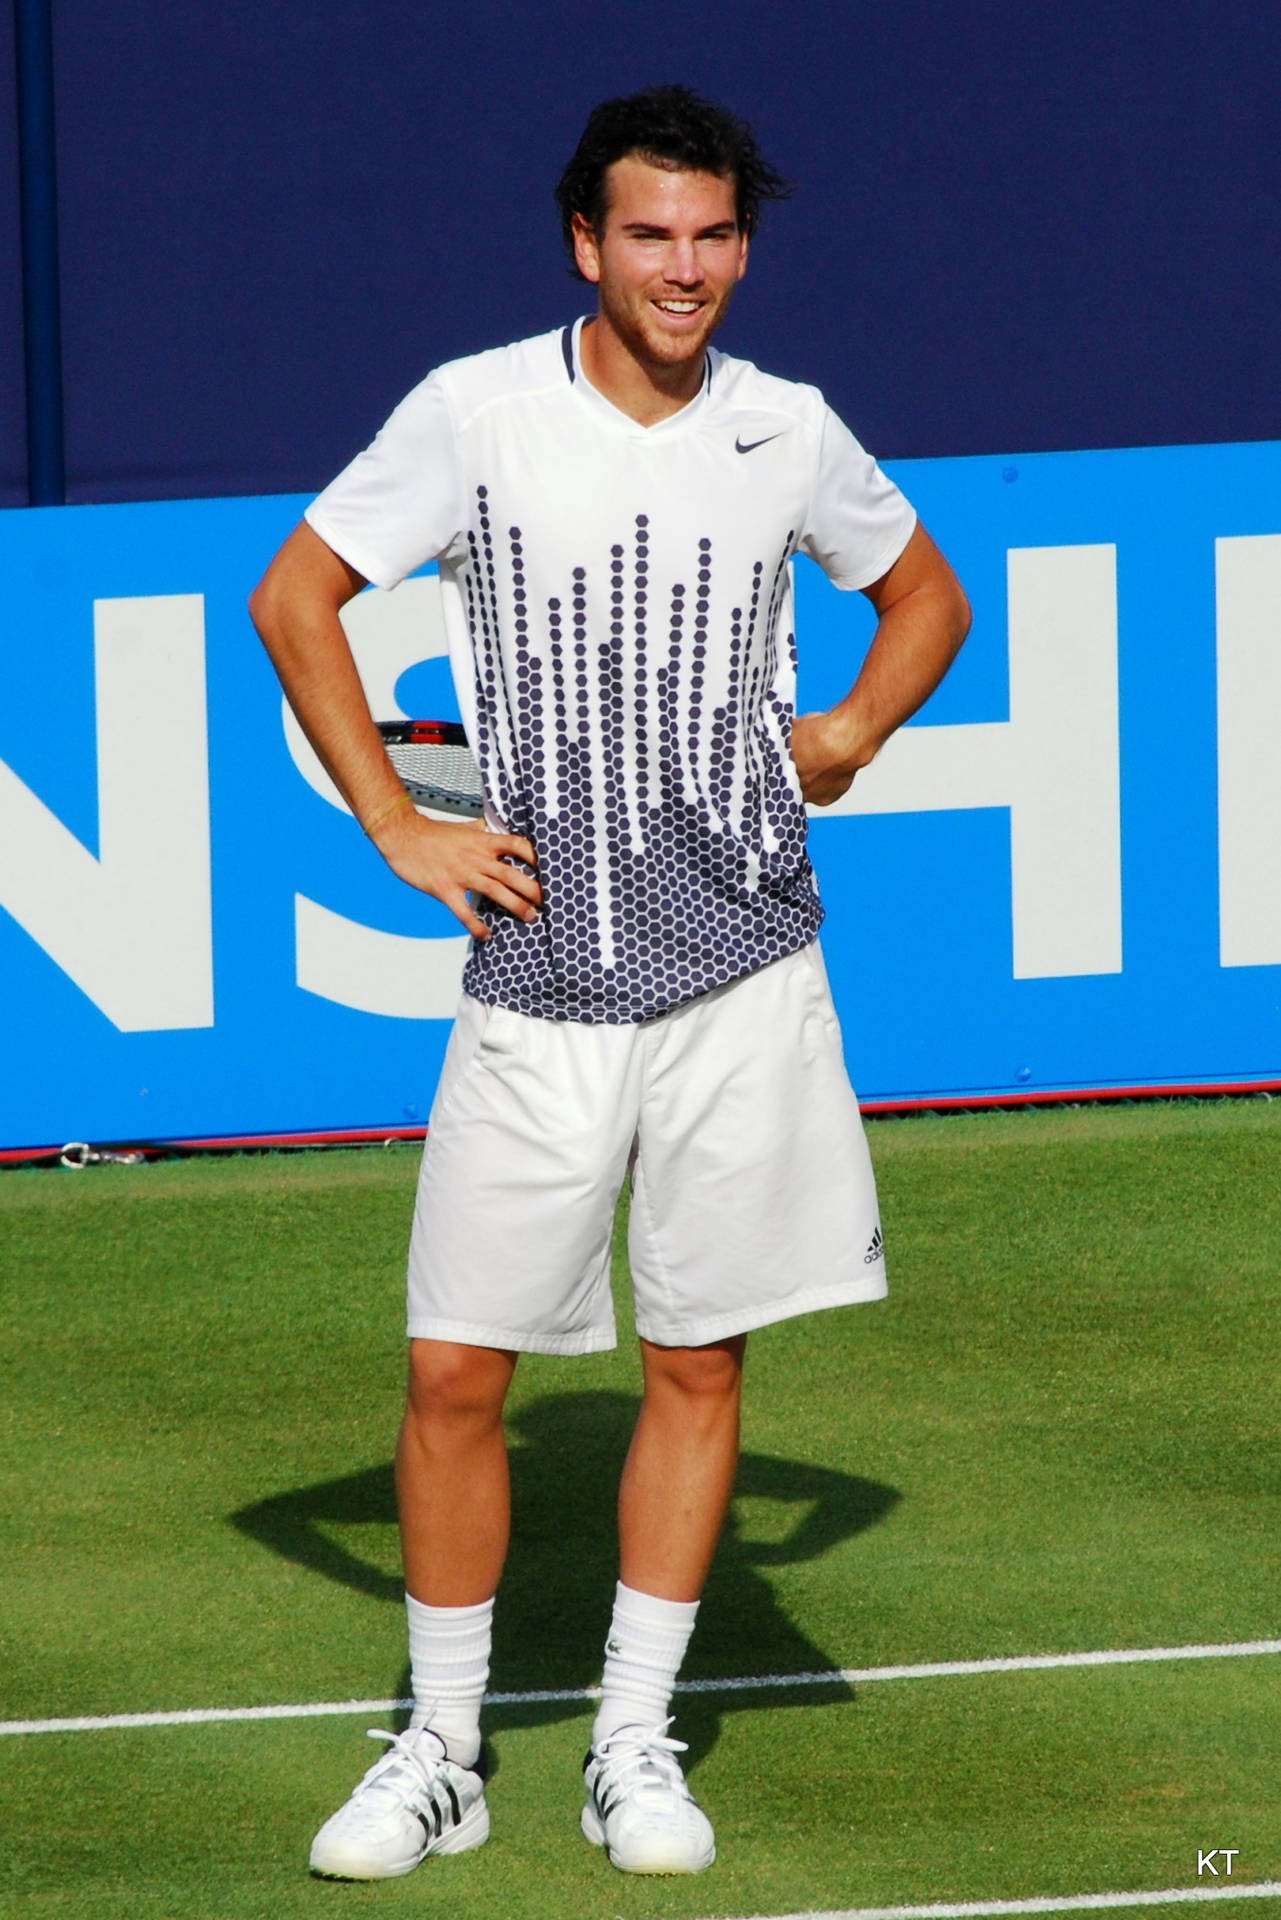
[
  {"xmin": 0, "ymin": 6, "xmax": 26, "ymax": 505},
  {"xmin": 3, "ymin": 0, "xmax": 1281, "ymax": 505}
]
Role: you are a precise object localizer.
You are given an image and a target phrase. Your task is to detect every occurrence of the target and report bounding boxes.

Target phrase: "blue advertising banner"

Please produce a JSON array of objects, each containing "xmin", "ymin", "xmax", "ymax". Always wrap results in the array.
[{"xmin": 2, "ymin": 440, "xmax": 1280, "ymax": 1150}]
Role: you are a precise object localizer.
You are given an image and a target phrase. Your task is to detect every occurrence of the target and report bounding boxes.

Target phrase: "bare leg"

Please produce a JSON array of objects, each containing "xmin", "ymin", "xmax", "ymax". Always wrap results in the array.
[
  {"xmin": 618, "ymin": 1334, "xmax": 747, "ymax": 1601},
  {"xmin": 396, "ymin": 1338, "xmax": 518, "ymax": 1605}
]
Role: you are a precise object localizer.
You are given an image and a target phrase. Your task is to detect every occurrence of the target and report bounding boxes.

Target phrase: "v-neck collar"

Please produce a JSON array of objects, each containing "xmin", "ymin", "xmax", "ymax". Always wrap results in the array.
[{"xmin": 561, "ymin": 317, "xmax": 713, "ymax": 436}]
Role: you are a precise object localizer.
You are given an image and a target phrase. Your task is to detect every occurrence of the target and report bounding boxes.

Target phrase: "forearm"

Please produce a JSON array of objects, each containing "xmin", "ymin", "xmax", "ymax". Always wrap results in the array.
[
  {"xmin": 826, "ymin": 574, "xmax": 970, "ymax": 772},
  {"xmin": 792, "ymin": 523, "xmax": 970, "ymax": 807},
  {"xmin": 248, "ymin": 526, "xmax": 405, "ymax": 833},
  {"xmin": 248, "ymin": 520, "xmax": 542, "ymax": 936},
  {"xmin": 262, "ymin": 609, "xmax": 406, "ymax": 831}
]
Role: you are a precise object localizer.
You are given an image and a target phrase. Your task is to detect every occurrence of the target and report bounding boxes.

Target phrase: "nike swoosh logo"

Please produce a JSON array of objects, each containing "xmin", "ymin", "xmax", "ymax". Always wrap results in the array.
[{"xmin": 735, "ymin": 432, "xmax": 784, "ymax": 454}]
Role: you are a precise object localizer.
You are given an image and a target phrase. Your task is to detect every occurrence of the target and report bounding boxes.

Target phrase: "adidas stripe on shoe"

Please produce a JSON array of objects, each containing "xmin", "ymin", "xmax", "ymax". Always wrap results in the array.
[
  {"xmin": 581, "ymin": 1720, "xmax": 715, "ymax": 1874},
  {"xmin": 308, "ymin": 1726, "xmax": 488, "ymax": 1880}
]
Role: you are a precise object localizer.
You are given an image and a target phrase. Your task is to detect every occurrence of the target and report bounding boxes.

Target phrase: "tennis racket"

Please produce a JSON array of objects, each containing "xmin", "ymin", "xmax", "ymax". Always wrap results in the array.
[{"xmin": 378, "ymin": 720, "xmax": 485, "ymax": 818}]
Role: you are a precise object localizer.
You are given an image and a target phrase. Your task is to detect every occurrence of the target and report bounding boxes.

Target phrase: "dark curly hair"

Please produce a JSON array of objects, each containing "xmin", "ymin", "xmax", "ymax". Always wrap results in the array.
[{"xmin": 555, "ymin": 84, "xmax": 792, "ymax": 278}]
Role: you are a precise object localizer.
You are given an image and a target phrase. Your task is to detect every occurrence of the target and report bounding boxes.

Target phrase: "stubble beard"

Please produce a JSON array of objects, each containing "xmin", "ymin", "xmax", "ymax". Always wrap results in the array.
[{"xmin": 601, "ymin": 278, "xmax": 736, "ymax": 385}]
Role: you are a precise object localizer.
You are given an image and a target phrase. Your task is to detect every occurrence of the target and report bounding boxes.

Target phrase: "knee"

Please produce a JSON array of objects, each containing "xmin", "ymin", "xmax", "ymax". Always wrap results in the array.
[
  {"xmin": 646, "ymin": 1337, "xmax": 745, "ymax": 1406},
  {"xmin": 405, "ymin": 1340, "xmax": 513, "ymax": 1432}
]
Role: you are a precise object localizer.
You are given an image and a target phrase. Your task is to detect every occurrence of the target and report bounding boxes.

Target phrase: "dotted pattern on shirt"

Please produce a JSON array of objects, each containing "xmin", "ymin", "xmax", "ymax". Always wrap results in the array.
[{"xmin": 459, "ymin": 490, "xmax": 822, "ymax": 1022}]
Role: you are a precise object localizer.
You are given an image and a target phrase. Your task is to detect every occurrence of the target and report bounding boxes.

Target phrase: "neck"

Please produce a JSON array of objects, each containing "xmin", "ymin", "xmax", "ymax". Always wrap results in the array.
[{"xmin": 578, "ymin": 316, "xmax": 705, "ymax": 427}]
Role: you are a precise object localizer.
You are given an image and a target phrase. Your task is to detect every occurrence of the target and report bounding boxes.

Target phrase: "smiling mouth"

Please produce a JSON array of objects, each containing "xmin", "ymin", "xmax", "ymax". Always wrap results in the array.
[{"xmin": 653, "ymin": 299, "xmax": 702, "ymax": 315}]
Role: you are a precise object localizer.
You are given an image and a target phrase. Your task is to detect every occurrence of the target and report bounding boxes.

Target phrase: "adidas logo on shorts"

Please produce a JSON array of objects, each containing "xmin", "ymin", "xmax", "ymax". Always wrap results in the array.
[{"xmin": 863, "ymin": 1225, "xmax": 884, "ymax": 1266}]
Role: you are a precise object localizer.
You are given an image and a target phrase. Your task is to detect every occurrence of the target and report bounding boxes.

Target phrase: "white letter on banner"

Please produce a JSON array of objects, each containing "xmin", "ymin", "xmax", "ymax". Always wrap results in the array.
[
  {"xmin": 1216, "ymin": 534, "xmax": 1281, "ymax": 968},
  {"xmin": 291, "ymin": 574, "xmax": 467, "ymax": 1017},
  {"xmin": 823, "ymin": 544, "xmax": 1121, "ymax": 979},
  {"xmin": 295, "ymin": 897, "xmax": 469, "ymax": 1018},
  {"xmin": 0, "ymin": 594, "xmax": 213, "ymax": 1030}
]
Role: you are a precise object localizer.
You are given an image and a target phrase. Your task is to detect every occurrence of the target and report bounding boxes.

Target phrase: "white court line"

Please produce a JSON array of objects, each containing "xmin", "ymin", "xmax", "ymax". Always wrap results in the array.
[
  {"xmin": 2, "ymin": 1636, "xmax": 1278, "ymax": 1738},
  {"xmin": 693, "ymin": 1886, "xmax": 1281, "ymax": 1920}
]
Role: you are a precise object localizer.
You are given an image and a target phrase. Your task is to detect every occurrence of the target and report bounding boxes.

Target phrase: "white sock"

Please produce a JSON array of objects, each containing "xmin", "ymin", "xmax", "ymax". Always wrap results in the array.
[
  {"xmin": 405, "ymin": 1592, "xmax": 492, "ymax": 1768},
  {"xmin": 592, "ymin": 1581, "xmax": 699, "ymax": 1748}
]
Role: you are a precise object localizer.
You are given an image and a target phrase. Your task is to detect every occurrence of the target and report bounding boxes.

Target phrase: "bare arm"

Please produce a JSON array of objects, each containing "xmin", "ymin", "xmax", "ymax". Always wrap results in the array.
[
  {"xmin": 248, "ymin": 520, "xmax": 540, "ymax": 940},
  {"xmin": 791, "ymin": 521, "xmax": 971, "ymax": 807}
]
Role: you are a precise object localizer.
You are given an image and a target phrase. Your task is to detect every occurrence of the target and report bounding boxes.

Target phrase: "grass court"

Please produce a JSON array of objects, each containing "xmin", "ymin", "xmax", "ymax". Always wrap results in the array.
[{"xmin": 2, "ymin": 1098, "xmax": 1279, "ymax": 1919}]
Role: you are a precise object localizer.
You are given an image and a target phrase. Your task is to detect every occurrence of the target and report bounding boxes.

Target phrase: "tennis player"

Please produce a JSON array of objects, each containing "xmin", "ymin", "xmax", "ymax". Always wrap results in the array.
[{"xmin": 250, "ymin": 83, "xmax": 969, "ymax": 1881}]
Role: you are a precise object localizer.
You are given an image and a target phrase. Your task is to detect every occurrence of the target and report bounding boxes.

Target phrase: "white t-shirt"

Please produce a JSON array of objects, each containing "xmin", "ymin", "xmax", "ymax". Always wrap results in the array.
[{"xmin": 307, "ymin": 319, "xmax": 916, "ymax": 1023}]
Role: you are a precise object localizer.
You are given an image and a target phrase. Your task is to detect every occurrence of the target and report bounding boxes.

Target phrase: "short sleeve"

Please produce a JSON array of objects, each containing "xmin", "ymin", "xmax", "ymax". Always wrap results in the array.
[
  {"xmin": 304, "ymin": 374, "xmax": 465, "ymax": 591},
  {"xmin": 797, "ymin": 404, "xmax": 917, "ymax": 591}
]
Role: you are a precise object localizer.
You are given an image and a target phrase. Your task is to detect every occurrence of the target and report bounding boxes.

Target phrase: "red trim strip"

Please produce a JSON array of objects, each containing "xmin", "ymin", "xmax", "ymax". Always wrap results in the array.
[
  {"xmin": 3, "ymin": 1078, "xmax": 1277, "ymax": 1166},
  {"xmin": 860, "ymin": 1077, "xmax": 1281, "ymax": 1115}
]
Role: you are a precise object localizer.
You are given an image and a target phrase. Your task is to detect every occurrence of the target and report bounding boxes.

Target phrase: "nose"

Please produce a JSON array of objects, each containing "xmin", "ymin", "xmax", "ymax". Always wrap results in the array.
[{"xmin": 664, "ymin": 237, "xmax": 701, "ymax": 286}]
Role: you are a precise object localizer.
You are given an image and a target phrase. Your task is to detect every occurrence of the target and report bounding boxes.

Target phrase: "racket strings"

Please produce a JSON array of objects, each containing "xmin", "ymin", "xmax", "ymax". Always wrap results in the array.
[{"xmin": 384, "ymin": 736, "xmax": 485, "ymax": 815}]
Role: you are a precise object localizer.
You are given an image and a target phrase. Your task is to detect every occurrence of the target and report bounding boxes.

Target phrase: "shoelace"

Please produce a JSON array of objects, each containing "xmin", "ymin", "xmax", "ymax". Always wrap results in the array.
[
  {"xmin": 594, "ymin": 1720, "xmax": 691, "ymax": 1803},
  {"xmin": 356, "ymin": 1726, "xmax": 450, "ymax": 1803}
]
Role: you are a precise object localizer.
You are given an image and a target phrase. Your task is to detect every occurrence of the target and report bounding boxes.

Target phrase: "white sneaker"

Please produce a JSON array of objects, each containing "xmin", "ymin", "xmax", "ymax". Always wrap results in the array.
[
  {"xmin": 309, "ymin": 1726, "xmax": 488, "ymax": 1879},
  {"xmin": 581, "ymin": 1720, "xmax": 715, "ymax": 1874}
]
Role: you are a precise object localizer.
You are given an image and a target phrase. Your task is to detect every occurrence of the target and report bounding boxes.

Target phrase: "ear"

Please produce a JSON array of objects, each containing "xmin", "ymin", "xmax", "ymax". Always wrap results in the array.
[
  {"xmin": 736, "ymin": 231, "xmax": 750, "ymax": 283},
  {"xmin": 571, "ymin": 211, "xmax": 603, "ymax": 284}
]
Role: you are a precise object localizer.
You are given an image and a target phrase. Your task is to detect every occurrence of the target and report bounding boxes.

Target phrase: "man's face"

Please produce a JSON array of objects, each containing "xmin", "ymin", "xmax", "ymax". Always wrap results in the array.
[{"xmin": 572, "ymin": 155, "xmax": 748, "ymax": 377}]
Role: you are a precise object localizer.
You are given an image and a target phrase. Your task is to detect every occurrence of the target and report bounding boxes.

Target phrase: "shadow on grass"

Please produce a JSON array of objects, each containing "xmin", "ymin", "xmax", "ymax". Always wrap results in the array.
[{"xmin": 232, "ymin": 1387, "xmax": 899, "ymax": 1766}]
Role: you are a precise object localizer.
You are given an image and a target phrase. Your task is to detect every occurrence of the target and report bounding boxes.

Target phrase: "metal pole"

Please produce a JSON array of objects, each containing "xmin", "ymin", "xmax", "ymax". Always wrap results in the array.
[{"xmin": 14, "ymin": 0, "xmax": 66, "ymax": 506}]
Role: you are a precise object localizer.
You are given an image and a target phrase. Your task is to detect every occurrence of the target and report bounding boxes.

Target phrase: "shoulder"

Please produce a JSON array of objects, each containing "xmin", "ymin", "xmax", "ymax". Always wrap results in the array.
[
  {"xmin": 707, "ymin": 347, "xmax": 829, "ymax": 436},
  {"xmin": 426, "ymin": 326, "xmax": 573, "ymax": 429}
]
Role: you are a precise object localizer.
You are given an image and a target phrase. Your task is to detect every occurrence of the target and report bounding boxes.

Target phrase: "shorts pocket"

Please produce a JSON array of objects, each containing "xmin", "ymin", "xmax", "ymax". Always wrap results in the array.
[
  {"xmin": 798, "ymin": 940, "xmax": 842, "ymax": 1036},
  {"xmin": 428, "ymin": 999, "xmax": 508, "ymax": 1129},
  {"xmin": 476, "ymin": 1006, "xmax": 521, "ymax": 1058}
]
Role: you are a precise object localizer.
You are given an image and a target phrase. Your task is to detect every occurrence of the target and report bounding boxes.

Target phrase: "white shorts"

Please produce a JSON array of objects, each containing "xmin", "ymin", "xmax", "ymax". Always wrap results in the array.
[{"xmin": 406, "ymin": 941, "xmax": 886, "ymax": 1354}]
